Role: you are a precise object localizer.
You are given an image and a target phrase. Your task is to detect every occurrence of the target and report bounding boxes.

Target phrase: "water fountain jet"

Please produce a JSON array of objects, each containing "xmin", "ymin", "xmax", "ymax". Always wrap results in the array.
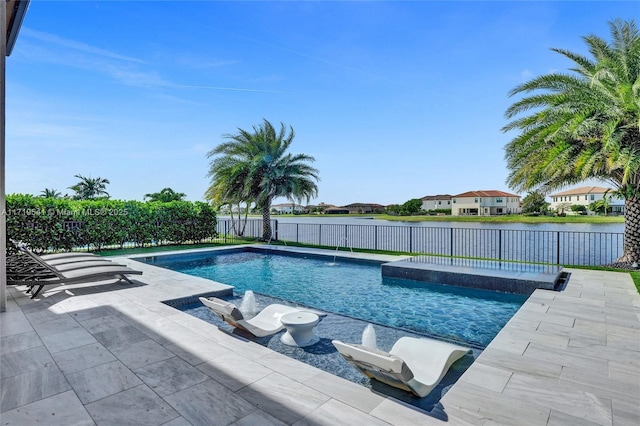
[
  {"xmin": 362, "ymin": 324, "xmax": 377, "ymax": 349},
  {"xmin": 240, "ymin": 290, "xmax": 259, "ymax": 318}
]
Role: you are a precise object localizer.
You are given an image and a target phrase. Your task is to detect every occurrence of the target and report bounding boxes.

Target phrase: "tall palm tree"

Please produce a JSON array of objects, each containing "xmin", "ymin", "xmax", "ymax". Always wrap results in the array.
[
  {"xmin": 40, "ymin": 188, "xmax": 61, "ymax": 198},
  {"xmin": 144, "ymin": 188, "xmax": 186, "ymax": 202},
  {"xmin": 206, "ymin": 119, "xmax": 319, "ymax": 240},
  {"xmin": 503, "ymin": 19, "xmax": 640, "ymax": 263},
  {"xmin": 69, "ymin": 174, "xmax": 110, "ymax": 200}
]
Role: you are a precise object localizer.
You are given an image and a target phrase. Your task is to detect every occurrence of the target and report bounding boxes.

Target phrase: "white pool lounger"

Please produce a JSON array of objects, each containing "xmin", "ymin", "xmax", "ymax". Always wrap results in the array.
[{"xmin": 332, "ymin": 336, "xmax": 470, "ymax": 397}]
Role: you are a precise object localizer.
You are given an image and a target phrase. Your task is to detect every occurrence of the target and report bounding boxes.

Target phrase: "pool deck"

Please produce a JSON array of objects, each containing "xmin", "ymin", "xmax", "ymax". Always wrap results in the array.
[{"xmin": 1, "ymin": 246, "xmax": 639, "ymax": 425}]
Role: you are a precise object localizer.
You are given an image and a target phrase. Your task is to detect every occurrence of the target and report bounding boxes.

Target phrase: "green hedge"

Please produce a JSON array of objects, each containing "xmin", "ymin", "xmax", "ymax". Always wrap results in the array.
[{"xmin": 5, "ymin": 194, "xmax": 217, "ymax": 252}]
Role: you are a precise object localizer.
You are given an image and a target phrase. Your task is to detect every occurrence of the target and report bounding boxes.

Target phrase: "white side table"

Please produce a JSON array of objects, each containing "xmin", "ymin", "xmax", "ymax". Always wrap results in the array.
[{"xmin": 280, "ymin": 311, "xmax": 320, "ymax": 347}]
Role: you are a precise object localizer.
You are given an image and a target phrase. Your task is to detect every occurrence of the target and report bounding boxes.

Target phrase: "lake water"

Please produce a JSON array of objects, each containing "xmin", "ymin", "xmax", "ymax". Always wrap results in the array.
[
  {"xmin": 219, "ymin": 216, "xmax": 624, "ymax": 266},
  {"xmin": 272, "ymin": 216, "xmax": 625, "ymax": 233}
]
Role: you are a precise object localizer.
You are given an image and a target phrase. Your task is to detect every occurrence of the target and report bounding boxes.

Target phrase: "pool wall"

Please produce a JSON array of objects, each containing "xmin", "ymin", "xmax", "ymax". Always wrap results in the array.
[{"xmin": 381, "ymin": 259, "xmax": 562, "ymax": 295}]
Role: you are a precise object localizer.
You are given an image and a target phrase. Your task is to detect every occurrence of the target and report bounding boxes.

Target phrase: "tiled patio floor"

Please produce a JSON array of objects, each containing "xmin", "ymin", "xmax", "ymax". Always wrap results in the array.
[{"xmin": 1, "ymin": 246, "xmax": 639, "ymax": 425}]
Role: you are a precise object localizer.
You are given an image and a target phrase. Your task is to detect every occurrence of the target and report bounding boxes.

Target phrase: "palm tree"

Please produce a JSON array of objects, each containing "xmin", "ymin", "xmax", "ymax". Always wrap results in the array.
[
  {"xmin": 40, "ymin": 188, "xmax": 61, "ymax": 198},
  {"xmin": 206, "ymin": 119, "xmax": 319, "ymax": 240},
  {"xmin": 69, "ymin": 174, "xmax": 110, "ymax": 200},
  {"xmin": 503, "ymin": 19, "xmax": 640, "ymax": 263},
  {"xmin": 144, "ymin": 188, "xmax": 186, "ymax": 202}
]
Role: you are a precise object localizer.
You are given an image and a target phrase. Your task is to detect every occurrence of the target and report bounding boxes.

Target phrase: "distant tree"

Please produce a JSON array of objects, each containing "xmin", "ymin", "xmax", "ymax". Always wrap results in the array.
[
  {"xmin": 555, "ymin": 202, "xmax": 572, "ymax": 216},
  {"xmin": 385, "ymin": 204, "xmax": 402, "ymax": 215},
  {"xmin": 402, "ymin": 198, "xmax": 423, "ymax": 215},
  {"xmin": 69, "ymin": 174, "xmax": 110, "ymax": 200},
  {"xmin": 144, "ymin": 188, "xmax": 186, "ymax": 202},
  {"xmin": 39, "ymin": 188, "xmax": 61, "ymax": 199},
  {"xmin": 571, "ymin": 204, "xmax": 587, "ymax": 214},
  {"xmin": 521, "ymin": 191, "xmax": 549, "ymax": 214}
]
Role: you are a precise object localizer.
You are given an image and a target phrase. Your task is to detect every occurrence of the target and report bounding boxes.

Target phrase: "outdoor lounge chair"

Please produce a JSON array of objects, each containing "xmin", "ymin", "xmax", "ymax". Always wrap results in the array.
[
  {"xmin": 7, "ymin": 249, "xmax": 142, "ymax": 298},
  {"xmin": 199, "ymin": 296, "xmax": 325, "ymax": 338},
  {"xmin": 332, "ymin": 337, "xmax": 470, "ymax": 397}
]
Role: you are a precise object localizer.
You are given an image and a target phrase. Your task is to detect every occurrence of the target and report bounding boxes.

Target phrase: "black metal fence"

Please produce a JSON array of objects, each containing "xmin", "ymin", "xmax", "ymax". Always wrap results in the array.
[{"xmin": 217, "ymin": 219, "xmax": 624, "ymax": 266}]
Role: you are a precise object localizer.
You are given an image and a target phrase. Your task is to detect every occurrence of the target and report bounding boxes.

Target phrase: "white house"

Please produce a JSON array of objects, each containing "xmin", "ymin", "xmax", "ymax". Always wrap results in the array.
[
  {"xmin": 451, "ymin": 190, "xmax": 521, "ymax": 216},
  {"xmin": 271, "ymin": 203, "xmax": 305, "ymax": 214},
  {"xmin": 420, "ymin": 195, "xmax": 453, "ymax": 211},
  {"xmin": 548, "ymin": 186, "xmax": 624, "ymax": 214}
]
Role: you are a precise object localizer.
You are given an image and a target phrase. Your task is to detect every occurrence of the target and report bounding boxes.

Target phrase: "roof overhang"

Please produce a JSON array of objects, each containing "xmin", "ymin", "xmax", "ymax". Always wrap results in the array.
[{"xmin": 5, "ymin": 0, "xmax": 30, "ymax": 56}]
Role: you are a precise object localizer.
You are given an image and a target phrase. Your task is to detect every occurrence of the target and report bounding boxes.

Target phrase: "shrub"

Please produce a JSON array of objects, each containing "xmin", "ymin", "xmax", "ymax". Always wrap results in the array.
[{"xmin": 6, "ymin": 195, "xmax": 217, "ymax": 252}]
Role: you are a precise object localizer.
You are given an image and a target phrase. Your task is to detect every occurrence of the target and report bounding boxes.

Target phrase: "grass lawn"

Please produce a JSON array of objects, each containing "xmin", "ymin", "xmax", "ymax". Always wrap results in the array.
[{"xmin": 632, "ymin": 272, "xmax": 640, "ymax": 294}]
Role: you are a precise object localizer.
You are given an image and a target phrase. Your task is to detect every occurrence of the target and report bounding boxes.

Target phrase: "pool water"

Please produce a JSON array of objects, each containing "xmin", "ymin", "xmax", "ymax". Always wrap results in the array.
[{"xmin": 141, "ymin": 250, "xmax": 527, "ymax": 348}]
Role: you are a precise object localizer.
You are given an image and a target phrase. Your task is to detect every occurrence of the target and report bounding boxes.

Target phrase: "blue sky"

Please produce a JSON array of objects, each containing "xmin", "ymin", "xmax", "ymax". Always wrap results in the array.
[{"xmin": 5, "ymin": 1, "xmax": 635, "ymax": 205}]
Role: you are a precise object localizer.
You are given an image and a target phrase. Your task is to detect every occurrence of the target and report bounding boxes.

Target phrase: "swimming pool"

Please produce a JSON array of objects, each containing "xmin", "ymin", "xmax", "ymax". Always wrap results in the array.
[{"xmin": 138, "ymin": 248, "xmax": 527, "ymax": 348}]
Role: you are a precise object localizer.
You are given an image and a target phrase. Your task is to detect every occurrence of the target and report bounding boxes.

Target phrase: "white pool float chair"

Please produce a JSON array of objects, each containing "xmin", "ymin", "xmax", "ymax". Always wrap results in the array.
[{"xmin": 332, "ymin": 336, "xmax": 470, "ymax": 397}]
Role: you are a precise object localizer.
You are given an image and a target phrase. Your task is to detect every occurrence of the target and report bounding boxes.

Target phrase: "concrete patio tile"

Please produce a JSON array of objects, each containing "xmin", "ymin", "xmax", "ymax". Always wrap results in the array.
[
  {"xmin": 30, "ymin": 315, "xmax": 80, "ymax": 336},
  {"xmin": 255, "ymin": 351, "xmax": 323, "ymax": 383},
  {"xmin": 164, "ymin": 379, "xmax": 257, "ymax": 425},
  {"xmin": 79, "ymin": 314, "xmax": 131, "ymax": 334},
  {"xmin": 161, "ymin": 417, "xmax": 192, "ymax": 426},
  {"xmin": 504, "ymin": 373, "xmax": 612, "ymax": 424},
  {"xmin": 109, "ymin": 338, "xmax": 175, "ymax": 370},
  {"xmin": 22, "ymin": 305, "xmax": 67, "ymax": 324},
  {"xmin": 0, "ymin": 365, "xmax": 70, "ymax": 412},
  {"xmin": 91, "ymin": 324, "xmax": 149, "ymax": 350},
  {"xmin": 523, "ymin": 343, "xmax": 608, "ymax": 373},
  {"xmin": 303, "ymin": 371, "xmax": 386, "ymax": 414},
  {"xmin": 560, "ymin": 366, "xmax": 640, "ymax": 404},
  {"xmin": 163, "ymin": 335, "xmax": 232, "ymax": 365},
  {"xmin": 39, "ymin": 325, "xmax": 98, "ymax": 354},
  {"xmin": 67, "ymin": 306, "xmax": 113, "ymax": 322},
  {"xmin": 475, "ymin": 347, "xmax": 562, "ymax": 380},
  {"xmin": 458, "ymin": 362, "xmax": 512, "ymax": 393},
  {"xmin": 0, "ymin": 330, "xmax": 42, "ymax": 355},
  {"xmin": 197, "ymin": 351, "xmax": 273, "ymax": 392},
  {"xmin": 607, "ymin": 332, "xmax": 640, "ymax": 351},
  {"xmin": 0, "ymin": 390, "xmax": 93, "ymax": 425},
  {"xmin": 0, "ymin": 310, "xmax": 34, "ymax": 337},
  {"xmin": 0, "ymin": 346, "xmax": 55, "ymax": 379},
  {"xmin": 237, "ymin": 372, "xmax": 330, "ymax": 424},
  {"xmin": 514, "ymin": 309, "xmax": 574, "ymax": 327},
  {"xmin": 612, "ymin": 399, "xmax": 640, "ymax": 426},
  {"xmin": 537, "ymin": 321, "xmax": 606, "ymax": 344},
  {"xmin": 548, "ymin": 409, "xmax": 603, "ymax": 426},
  {"xmin": 85, "ymin": 384, "xmax": 179, "ymax": 426},
  {"xmin": 231, "ymin": 409, "xmax": 287, "ymax": 426},
  {"xmin": 294, "ymin": 398, "xmax": 390, "ymax": 426},
  {"xmin": 134, "ymin": 356, "xmax": 209, "ymax": 397},
  {"xmin": 51, "ymin": 342, "xmax": 117, "ymax": 374},
  {"xmin": 369, "ymin": 398, "xmax": 444, "ymax": 426},
  {"xmin": 66, "ymin": 359, "xmax": 142, "ymax": 404}
]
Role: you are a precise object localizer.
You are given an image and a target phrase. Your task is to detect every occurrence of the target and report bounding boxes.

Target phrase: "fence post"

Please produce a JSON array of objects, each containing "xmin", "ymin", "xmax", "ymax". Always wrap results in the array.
[
  {"xmin": 374, "ymin": 226, "xmax": 378, "ymax": 250},
  {"xmin": 450, "ymin": 228, "xmax": 454, "ymax": 257},
  {"xmin": 344, "ymin": 224, "xmax": 348, "ymax": 247},
  {"xmin": 224, "ymin": 220, "xmax": 228, "ymax": 243},
  {"xmin": 296, "ymin": 223, "xmax": 299, "ymax": 244},
  {"xmin": 319, "ymin": 224, "xmax": 322, "ymax": 246},
  {"xmin": 556, "ymin": 231, "xmax": 561, "ymax": 265},
  {"xmin": 498, "ymin": 229, "xmax": 502, "ymax": 261},
  {"xmin": 274, "ymin": 220, "xmax": 279, "ymax": 241},
  {"xmin": 408, "ymin": 227, "xmax": 413, "ymax": 253}
]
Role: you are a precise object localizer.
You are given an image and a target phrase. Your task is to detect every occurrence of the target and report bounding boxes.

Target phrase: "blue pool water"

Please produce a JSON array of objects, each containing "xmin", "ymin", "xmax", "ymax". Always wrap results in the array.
[{"xmin": 140, "ymin": 249, "xmax": 527, "ymax": 348}]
